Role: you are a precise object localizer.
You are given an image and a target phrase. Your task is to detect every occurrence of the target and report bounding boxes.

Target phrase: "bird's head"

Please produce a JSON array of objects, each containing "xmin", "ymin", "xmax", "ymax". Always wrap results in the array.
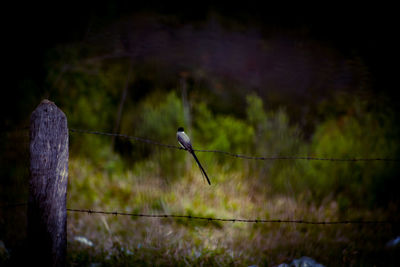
[{"xmin": 177, "ymin": 127, "xmax": 184, "ymax": 132}]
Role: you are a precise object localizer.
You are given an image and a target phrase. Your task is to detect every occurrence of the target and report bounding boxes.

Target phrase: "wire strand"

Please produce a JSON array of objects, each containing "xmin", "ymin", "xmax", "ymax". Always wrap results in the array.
[
  {"xmin": 69, "ymin": 128, "xmax": 400, "ymax": 162},
  {"xmin": 2, "ymin": 203, "xmax": 398, "ymax": 225},
  {"xmin": 69, "ymin": 128, "xmax": 182, "ymax": 150},
  {"xmin": 66, "ymin": 208, "xmax": 400, "ymax": 225}
]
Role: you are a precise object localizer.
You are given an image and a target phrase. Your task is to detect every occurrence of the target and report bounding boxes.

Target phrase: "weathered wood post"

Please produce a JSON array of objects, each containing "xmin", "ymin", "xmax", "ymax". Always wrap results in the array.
[{"xmin": 28, "ymin": 99, "xmax": 68, "ymax": 267}]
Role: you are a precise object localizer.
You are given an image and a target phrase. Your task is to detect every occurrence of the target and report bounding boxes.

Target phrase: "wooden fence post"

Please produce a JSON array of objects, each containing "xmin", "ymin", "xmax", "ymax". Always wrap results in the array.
[{"xmin": 28, "ymin": 99, "xmax": 68, "ymax": 267}]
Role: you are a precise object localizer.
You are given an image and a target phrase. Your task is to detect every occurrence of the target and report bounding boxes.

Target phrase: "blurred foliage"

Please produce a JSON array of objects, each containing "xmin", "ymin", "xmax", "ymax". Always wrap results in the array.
[
  {"xmin": 47, "ymin": 55, "xmax": 129, "ymax": 165},
  {"xmin": 2, "ymin": 35, "xmax": 400, "ymax": 266},
  {"xmin": 130, "ymin": 91, "xmax": 186, "ymax": 180},
  {"xmin": 246, "ymin": 94, "xmax": 306, "ymax": 193},
  {"xmin": 39, "ymin": 42, "xmax": 400, "ymax": 209},
  {"xmin": 304, "ymin": 97, "xmax": 400, "ymax": 208},
  {"xmin": 44, "ymin": 51, "xmax": 400, "ymax": 206},
  {"xmin": 6, "ymin": 43, "xmax": 400, "ymax": 206},
  {"xmin": 193, "ymin": 102, "xmax": 254, "ymax": 171}
]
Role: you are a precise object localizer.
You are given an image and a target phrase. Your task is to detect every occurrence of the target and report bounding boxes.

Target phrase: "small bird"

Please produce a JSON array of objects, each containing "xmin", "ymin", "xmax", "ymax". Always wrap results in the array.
[{"xmin": 177, "ymin": 127, "xmax": 211, "ymax": 185}]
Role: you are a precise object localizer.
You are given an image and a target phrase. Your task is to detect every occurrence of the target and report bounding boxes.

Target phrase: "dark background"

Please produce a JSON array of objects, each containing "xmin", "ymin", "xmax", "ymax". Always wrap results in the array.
[{"xmin": 3, "ymin": 2, "xmax": 398, "ymax": 129}]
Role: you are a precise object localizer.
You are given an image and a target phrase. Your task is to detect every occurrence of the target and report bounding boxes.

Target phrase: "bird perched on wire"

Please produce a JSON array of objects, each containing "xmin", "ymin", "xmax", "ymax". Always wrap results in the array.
[{"xmin": 177, "ymin": 127, "xmax": 211, "ymax": 185}]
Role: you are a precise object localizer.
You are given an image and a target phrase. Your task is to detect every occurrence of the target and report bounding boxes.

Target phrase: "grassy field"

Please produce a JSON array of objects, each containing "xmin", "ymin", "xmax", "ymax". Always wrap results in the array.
[{"xmin": 66, "ymin": 157, "xmax": 399, "ymax": 266}]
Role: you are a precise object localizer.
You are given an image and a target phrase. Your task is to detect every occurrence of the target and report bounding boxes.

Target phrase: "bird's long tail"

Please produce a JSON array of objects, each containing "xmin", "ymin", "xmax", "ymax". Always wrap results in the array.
[{"xmin": 190, "ymin": 151, "xmax": 211, "ymax": 185}]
